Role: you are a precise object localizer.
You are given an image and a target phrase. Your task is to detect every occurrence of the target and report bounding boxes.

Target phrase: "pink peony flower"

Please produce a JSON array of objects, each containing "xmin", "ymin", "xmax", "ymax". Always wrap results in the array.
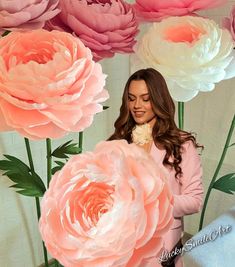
[
  {"xmin": 0, "ymin": 0, "xmax": 60, "ymax": 32},
  {"xmin": 222, "ymin": 5, "xmax": 235, "ymax": 79},
  {"xmin": 134, "ymin": 0, "xmax": 227, "ymax": 22},
  {"xmin": 39, "ymin": 140, "xmax": 173, "ymax": 267},
  {"xmin": 222, "ymin": 5, "xmax": 235, "ymax": 41},
  {"xmin": 45, "ymin": 0, "xmax": 139, "ymax": 61},
  {"xmin": 0, "ymin": 29, "xmax": 109, "ymax": 140}
]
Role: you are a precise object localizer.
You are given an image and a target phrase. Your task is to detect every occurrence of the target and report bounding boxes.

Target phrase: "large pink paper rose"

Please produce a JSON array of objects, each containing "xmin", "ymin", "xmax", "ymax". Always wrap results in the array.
[
  {"xmin": 0, "ymin": 29, "xmax": 108, "ymax": 139},
  {"xmin": 134, "ymin": 0, "xmax": 227, "ymax": 22},
  {"xmin": 39, "ymin": 140, "xmax": 173, "ymax": 267},
  {"xmin": 45, "ymin": 0, "xmax": 139, "ymax": 61},
  {"xmin": 0, "ymin": 0, "xmax": 60, "ymax": 31}
]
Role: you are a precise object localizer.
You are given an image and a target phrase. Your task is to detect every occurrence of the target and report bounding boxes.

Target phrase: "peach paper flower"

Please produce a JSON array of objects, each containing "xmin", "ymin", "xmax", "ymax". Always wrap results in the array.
[
  {"xmin": 39, "ymin": 140, "xmax": 173, "ymax": 267},
  {"xmin": 133, "ymin": 16, "xmax": 235, "ymax": 101},
  {"xmin": 0, "ymin": 0, "xmax": 60, "ymax": 32},
  {"xmin": 45, "ymin": 0, "xmax": 139, "ymax": 61},
  {"xmin": 0, "ymin": 29, "xmax": 108, "ymax": 139},
  {"xmin": 134, "ymin": 0, "xmax": 227, "ymax": 22}
]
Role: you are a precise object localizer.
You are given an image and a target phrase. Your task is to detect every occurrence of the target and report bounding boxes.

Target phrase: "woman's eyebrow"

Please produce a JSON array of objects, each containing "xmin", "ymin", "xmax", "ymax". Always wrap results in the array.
[{"xmin": 128, "ymin": 93, "xmax": 149, "ymax": 96}]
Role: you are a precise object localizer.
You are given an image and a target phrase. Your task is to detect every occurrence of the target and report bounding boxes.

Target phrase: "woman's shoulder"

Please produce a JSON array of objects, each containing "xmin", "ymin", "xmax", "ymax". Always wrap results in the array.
[
  {"xmin": 179, "ymin": 131, "xmax": 199, "ymax": 150},
  {"xmin": 181, "ymin": 139, "xmax": 202, "ymax": 160},
  {"xmin": 181, "ymin": 139, "xmax": 195, "ymax": 149}
]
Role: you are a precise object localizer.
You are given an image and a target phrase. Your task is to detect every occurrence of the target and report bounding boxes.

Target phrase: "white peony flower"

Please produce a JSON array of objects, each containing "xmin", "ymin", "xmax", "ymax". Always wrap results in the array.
[{"xmin": 132, "ymin": 16, "xmax": 235, "ymax": 102}]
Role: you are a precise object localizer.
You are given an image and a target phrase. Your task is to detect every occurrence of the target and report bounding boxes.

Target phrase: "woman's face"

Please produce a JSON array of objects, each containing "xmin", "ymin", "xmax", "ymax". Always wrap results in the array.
[{"xmin": 128, "ymin": 80, "xmax": 156, "ymax": 125}]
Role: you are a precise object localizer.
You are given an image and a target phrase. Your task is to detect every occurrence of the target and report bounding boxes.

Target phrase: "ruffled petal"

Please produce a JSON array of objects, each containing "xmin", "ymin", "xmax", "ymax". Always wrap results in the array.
[{"xmin": 133, "ymin": 16, "xmax": 234, "ymax": 101}]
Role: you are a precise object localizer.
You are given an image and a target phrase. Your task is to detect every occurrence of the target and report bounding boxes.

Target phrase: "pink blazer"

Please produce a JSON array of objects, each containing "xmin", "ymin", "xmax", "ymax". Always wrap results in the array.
[{"xmin": 150, "ymin": 140, "xmax": 203, "ymax": 252}]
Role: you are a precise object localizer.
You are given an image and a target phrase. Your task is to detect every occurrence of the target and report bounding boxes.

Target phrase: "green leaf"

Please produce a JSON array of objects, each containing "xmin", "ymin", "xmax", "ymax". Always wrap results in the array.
[
  {"xmin": 52, "ymin": 140, "xmax": 82, "ymax": 159},
  {"xmin": 1, "ymin": 30, "xmax": 11, "ymax": 37},
  {"xmin": 51, "ymin": 166, "xmax": 62, "ymax": 175},
  {"xmin": 54, "ymin": 161, "xmax": 65, "ymax": 167},
  {"xmin": 213, "ymin": 173, "xmax": 235, "ymax": 195},
  {"xmin": 0, "ymin": 154, "xmax": 30, "ymax": 172},
  {"xmin": 103, "ymin": 106, "xmax": 109, "ymax": 110},
  {"xmin": 0, "ymin": 155, "xmax": 46, "ymax": 197},
  {"xmin": 52, "ymin": 161, "xmax": 65, "ymax": 175},
  {"xmin": 15, "ymin": 189, "xmax": 43, "ymax": 197}
]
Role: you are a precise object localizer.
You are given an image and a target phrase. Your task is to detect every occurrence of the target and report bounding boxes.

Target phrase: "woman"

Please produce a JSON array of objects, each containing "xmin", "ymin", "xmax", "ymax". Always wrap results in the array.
[{"xmin": 108, "ymin": 68, "xmax": 203, "ymax": 267}]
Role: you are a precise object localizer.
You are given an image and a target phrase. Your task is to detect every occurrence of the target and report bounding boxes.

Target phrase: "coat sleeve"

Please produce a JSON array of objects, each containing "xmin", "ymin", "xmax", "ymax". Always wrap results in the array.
[{"xmin": 173, "ymin": 141, "xmax": 203, "ymax": 218}]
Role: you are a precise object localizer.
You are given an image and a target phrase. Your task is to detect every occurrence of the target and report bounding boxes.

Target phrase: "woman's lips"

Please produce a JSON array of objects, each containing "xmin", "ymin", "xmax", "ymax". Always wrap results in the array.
[{"xmin": 134, "ymin": 111, "xmax": 145, "ymax": 117}]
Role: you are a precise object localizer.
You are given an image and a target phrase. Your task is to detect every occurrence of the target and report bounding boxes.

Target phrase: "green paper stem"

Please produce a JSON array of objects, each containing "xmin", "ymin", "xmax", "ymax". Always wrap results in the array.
[
  {"xmin": 24, "ymin": 138, "xmax": 49, "ymax": 267},
  {"xmin": 178, "ymin": 102, "xmax": 184, "ymax": 130},
  {"xmin": 199, "ymin": 114, "xmax": 235, "ymax": 231},
  {"xmin": 79, "ymin": 132, "xmax": 83, "ymax": 152},
  {"xmin": 46, "ymin": 138, "xmax": 52, "ymax": 188},
  {"xmin": 46, "ymin": 139, "xmax": 64, "ymax": 267},
  {"xmin": 24, "ymin": 138, "xmax": 35, "ymax": 173}
]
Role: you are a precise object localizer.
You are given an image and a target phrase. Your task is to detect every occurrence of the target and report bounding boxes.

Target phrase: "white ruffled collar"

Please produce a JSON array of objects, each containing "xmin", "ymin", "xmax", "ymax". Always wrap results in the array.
[{"xmin": 131, "ymin": 123, "xmax": 153, "ymax": 145}]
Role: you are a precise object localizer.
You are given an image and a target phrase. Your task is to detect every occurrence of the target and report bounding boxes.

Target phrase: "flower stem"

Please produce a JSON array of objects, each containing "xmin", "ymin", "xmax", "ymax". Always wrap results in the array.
[
  {"xmin": 46, "ymin": 139, "xmax": 64, "ymax": 267},
  {"xmin": 79, "ymin": 132, "xmax": 83, "ymax": 153},
  {"xmin": 46, "ymin": 138, "xmax": 52, "ymax": 188},
  {"xmin": 24, "ymin": 138, "xmax": 41, "ymax": 219},
  {"xmin": 178, "ymin": 102, "xmax": 184, "ymax": 130},
  {"xmin": 198, "ymin": 114, "xmax": 235, "ymax": 231},
  {"xmin": 24, "ymin": 138, "xmax": 35, "ymax": 173},
  {"xmin": 24, "ymin": 138, "xmax": 49, "ymax": 267}
]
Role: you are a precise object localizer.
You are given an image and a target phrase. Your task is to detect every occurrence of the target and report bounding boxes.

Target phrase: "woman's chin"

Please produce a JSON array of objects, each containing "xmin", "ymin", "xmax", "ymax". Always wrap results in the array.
[
  {"xmin": 134, "ymin": 119, "xmax": 147, "ymax": 125},
  {"xmin": 134, "ymin": 116, "xmax": 156, "ymax": 125}
]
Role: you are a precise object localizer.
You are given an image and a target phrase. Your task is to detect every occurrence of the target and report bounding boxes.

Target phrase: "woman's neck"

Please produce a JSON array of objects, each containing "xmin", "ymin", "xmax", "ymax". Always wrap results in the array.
[{"xmin": 136, "ymin": 116, "xmax": 156, "ymax": 128}]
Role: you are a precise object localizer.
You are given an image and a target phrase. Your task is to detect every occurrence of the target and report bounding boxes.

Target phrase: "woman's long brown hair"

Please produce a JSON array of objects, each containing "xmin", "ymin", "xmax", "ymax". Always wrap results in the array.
[{"xmin": 108, "ymin": 68, "xmax": 203, "ymax": 179}]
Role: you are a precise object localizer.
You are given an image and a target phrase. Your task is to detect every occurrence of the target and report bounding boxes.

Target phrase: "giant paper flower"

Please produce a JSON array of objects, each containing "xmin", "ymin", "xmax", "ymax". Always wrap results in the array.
[
  {"xmin": 133, "ymin": 16, "xmax": 235, "ymax": 101},
  {"xmin": 221, "ymin": 5, "xmax": 235, "ymax": 80},
  {"xmin": 0, "ymin": 0, "xmax": 60, "ymax": 32},
  {"xmin": 39, "ymin": 140, "xmax": 173, "ymax": 267},
  {"xmin": 0, "ymin": 29, "xmax": 108, "ymax": 139},
  {"xmin": 223, "ymin": 5, "xmax": 235, "ymax": 41},
  {"xmin": 45, "ymin": 0, "xmax": 139, "ymax": 61},
  {"xmin": 134, "ymin": 0, "xmax": 227, "ymax": 22}
]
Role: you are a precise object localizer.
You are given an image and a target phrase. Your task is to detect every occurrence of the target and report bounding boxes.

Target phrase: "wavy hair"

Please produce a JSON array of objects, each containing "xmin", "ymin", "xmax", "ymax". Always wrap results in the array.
[{"xmin": 108, "ymin": 68, "xmax": 203, "ymax": 179}]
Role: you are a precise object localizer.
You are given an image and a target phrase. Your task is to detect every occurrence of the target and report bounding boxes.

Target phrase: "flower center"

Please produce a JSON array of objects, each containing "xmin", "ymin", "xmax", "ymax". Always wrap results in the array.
[
  {"xmin": 21, "ymin": 47, "xmax": 55, "ymax": 64},
  {"xmin": 164, "ymin": 25, "xmax": 205, "ymax": 44},
  {"xmin": 78, "ymin": 182, "xmax": 115, "ymax": 229}
]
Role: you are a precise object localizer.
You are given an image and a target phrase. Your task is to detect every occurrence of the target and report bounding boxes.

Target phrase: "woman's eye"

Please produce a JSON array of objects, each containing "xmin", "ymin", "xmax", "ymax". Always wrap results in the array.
[
  {"xmin": 128, "ymin": 97, "xmax": 135, "ymax": 101},
  {"xmin": 143, "ymin": 98, "xmax": 149, "ymax": 102}
]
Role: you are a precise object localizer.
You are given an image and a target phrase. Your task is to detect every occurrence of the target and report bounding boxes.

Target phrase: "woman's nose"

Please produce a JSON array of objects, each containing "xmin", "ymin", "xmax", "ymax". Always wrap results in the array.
[{"xmin": 134, "ymin": 98, "xmax": 141, "ymax": 109}]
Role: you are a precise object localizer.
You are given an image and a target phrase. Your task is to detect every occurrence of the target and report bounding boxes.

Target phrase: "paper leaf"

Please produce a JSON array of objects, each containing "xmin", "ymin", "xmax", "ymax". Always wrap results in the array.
[
  {"xmin": 0, "ymin": 155, "xmax": 46, "ymax": 197},
  {"xmin": 52, "ymin": 161, "xmax": 65, "ymax": 175},
  {"xmin": 52, "ymin": 140, "xmax": 82, "ymax": 159},
  {"xmin": 213, "ymin": 173, "xmax": 235, "ymax": 195}
]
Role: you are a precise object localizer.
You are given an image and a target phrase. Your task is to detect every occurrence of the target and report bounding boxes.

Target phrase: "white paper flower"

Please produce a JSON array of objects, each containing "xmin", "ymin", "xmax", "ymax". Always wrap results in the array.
[{"xmin": 133, "ymin": 16, "xmax": 235, "ymax": 101}]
